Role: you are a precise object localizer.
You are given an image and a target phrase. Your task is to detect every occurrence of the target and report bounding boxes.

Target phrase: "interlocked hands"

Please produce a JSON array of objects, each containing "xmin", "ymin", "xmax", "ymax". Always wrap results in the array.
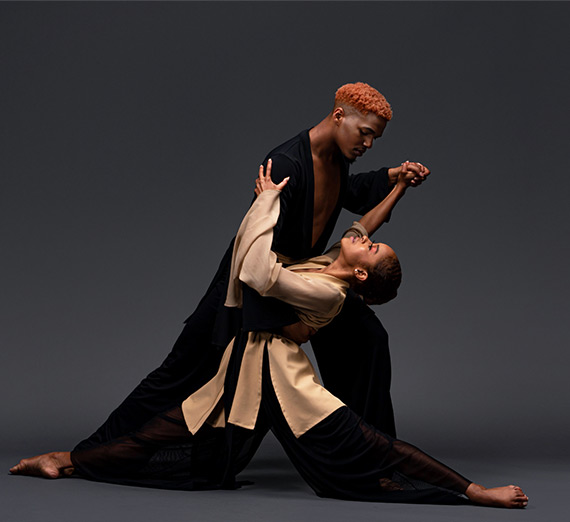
[{"xmin": 389, "ymin": 161, "xmax": 430, "ymax": 188}]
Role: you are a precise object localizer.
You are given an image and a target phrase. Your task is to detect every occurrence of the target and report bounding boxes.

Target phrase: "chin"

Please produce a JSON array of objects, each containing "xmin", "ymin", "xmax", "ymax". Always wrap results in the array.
[
  {"xmin": 340, "ymin": 150, "xmax": 358, "ymax": 165},
  {"xmin": 346, "ymin": 155, "xmax": 357, "ymax": 165}
]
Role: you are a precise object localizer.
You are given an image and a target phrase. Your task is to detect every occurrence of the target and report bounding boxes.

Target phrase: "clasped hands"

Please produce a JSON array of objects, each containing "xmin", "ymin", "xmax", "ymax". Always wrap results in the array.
[{"xmin": 389, "ymin": 161, "xmax": 430, "ymax": 188}]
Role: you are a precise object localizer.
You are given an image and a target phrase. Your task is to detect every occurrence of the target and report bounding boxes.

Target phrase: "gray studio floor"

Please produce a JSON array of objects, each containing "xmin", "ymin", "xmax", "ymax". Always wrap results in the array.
[{"xmin": 2, "ymin": 434, "xmax": 567, "ymax": 522}]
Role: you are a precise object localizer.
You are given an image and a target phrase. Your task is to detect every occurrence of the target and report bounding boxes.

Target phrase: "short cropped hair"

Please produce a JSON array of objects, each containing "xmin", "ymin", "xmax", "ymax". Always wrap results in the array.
[
  {"xmin": 354, "ymin": 253, "xmax": 402, "ymax": 305},
  {"xmin": 335, "ymin": 82, "xmax": 393, "ymax": 121}
]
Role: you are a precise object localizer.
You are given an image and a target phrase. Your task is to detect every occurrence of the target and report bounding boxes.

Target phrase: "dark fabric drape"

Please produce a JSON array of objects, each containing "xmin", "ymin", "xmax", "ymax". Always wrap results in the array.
[{"xmin": 71, "ymin": 345, "xmax": 470, "ymax": 504}]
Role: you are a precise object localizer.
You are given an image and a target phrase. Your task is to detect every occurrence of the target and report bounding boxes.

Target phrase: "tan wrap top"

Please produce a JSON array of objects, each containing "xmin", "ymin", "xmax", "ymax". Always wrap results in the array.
[{"xmin": 182, "ymin": 190, "xmax": 368, "ymax": 438}]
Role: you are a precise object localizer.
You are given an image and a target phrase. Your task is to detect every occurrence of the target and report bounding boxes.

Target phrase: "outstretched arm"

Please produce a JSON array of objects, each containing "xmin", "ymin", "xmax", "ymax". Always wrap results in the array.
[
  {"xmin": 358, "ymin": 161, "xmax": 418, "ymax": 236},
  {"xmin": 225, "ymin": 160, "xmax": 288, "ymax": 308},
  {"xmin": 251, "ymin": 161, "xmax": 315, "ymax": 344},
  {"xmin": 345, "ymin": 161, "xmax": 430, "ymax": 215}
]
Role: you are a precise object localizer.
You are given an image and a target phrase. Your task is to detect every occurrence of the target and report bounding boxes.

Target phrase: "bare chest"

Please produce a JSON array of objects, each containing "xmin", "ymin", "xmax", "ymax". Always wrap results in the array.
[{"xmin": 312, "ymin": 156, "xmax": 341, "ymax": 247}]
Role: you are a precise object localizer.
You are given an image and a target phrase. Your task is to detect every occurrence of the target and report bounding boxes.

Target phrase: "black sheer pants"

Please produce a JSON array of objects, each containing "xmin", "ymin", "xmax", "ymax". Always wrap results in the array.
[
  {"xmin": 259, "ymin": 349, "xmax": 469, "ymax": 503},
  {"xmin": 71, "ymin": 408, "xmax": 264, "ymax": 490},
  {"xmin": 71, "ymin": 349, "xmax": 470, "ymax": 503}
]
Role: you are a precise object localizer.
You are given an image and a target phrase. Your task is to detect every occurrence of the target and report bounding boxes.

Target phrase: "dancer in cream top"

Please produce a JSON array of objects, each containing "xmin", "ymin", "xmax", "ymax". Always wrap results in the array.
[{"xmin": 183, "ymin": 188, "xmax": 364, "ymax": 437}]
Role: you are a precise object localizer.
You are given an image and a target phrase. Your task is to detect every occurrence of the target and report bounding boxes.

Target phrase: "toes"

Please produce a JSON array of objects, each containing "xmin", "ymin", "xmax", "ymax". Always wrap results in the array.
[
  {"xmin": 512, "ymin": 495, "xmax": 529, "ymax": 508},
  {"xmin": 44, "ymin": 468, "xmax": 60, "ymax": 479},
  {"xmin": 10, "ymin": 461, "xmax": 25, "ymax": 474}
]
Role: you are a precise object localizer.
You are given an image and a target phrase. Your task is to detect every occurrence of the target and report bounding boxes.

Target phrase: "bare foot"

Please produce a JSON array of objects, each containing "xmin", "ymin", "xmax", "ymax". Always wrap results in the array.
[
  {"xmin": 466, "ymin": 483, "xmax": 529, "ymax": 508},
  {"xmin": 10, "ymin": 452, "xmax": 73, "ymax": 479}
]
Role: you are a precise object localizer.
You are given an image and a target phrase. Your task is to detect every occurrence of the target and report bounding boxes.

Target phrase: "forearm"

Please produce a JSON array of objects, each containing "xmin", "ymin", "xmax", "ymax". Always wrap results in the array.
[
  {"xmin": 225, "ymin": 190, "xmax": 282, "ymax": 307},
  {"xmin": 358, "ymin": 182, "xmax": 407, "ymax": 236}
]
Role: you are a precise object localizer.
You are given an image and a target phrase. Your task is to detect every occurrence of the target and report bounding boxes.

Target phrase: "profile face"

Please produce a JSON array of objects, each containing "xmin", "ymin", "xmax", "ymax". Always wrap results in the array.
[
  {"xmin": 341, "ymin": 235, "xmax": 394, "ymax": 271},
  {"xmin": 335, "ymin": 110, "xmax": 387, "ymax": 161}
]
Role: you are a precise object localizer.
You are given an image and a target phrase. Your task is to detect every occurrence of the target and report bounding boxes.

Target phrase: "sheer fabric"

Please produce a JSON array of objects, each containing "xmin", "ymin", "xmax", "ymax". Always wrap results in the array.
[
  {"xmin": 71, "ymin": 408, "xmax": 263, "ymax": 491},
  {"xmin": 71, "ymin": 347, "xmax": 470, "ymax": 504}
]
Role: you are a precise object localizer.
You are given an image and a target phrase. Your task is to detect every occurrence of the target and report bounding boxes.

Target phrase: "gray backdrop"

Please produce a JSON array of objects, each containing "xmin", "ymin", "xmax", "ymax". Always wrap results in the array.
[{"xmin": 2, "ymin": 0, "xmax": 569, "ymax": 483}]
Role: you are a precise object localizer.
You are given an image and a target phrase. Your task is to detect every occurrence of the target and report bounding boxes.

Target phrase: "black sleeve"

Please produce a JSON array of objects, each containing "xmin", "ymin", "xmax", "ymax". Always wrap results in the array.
[
  {"xmin": 344, "ymin": 167, "xmax": 392, "ymax": 215},
  {"xmin": 262, "ymin": 152, "xmax": 298, "ymax": 184},
  {"xmin": 261, "ymin": 153, "xmax": 299, "ymax": 247}
]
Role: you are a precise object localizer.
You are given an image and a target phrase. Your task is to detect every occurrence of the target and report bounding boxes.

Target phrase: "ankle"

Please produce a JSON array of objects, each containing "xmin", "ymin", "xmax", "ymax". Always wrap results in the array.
[{"xmin": 465, "ymin": 483, "xmax": 485, "ymax": 500}]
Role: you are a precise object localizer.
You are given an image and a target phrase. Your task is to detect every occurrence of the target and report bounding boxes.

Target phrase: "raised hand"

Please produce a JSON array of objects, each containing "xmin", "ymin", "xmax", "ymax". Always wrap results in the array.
[
  {"xmin": 254, "ymin": 158, "xmax": 289, "ymax": 197},
  {"xmin": 408, "ymin": 161, "xmax": 430, "ymax": 187},
  {"xmin": 389, "ymin": 161, "xmax": 431, "ymax": 188}
]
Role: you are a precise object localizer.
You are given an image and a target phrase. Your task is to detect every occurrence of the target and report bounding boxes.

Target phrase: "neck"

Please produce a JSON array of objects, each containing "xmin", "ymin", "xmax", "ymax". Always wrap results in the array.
[
  {"xmin": 320, "ymin": 257, "xmax": 353, "ymax": 283},
  {"xmin": 309, "ymin": 115, "xmax": 341, "ymax": 163}
]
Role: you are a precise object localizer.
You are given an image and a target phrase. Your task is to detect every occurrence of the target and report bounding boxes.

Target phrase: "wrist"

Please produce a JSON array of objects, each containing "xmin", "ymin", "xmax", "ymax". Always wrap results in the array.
[
  {"xmin": 394, "ymin": 180, "xmax": 408, "ymax": 194},
  {"xmin": 387, "ymin": 167, "xmax": 399, "ymax": 186}
]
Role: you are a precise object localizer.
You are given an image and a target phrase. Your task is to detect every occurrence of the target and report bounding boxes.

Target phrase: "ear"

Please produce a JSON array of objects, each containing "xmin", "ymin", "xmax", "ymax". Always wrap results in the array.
[
  {"xmin": 354, "ymin": 267, "xmax": 368, "ymax": 282},
  {"xmin": 332, "ymin": 106, "xmax": 345, "ymax": 125}
]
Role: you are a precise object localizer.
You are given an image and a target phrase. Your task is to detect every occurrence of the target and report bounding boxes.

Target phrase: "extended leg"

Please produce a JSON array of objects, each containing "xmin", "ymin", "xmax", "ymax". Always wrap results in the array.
[{"xmin": 259, "ymin": 349, "xmax": 527, "ymax": 506}]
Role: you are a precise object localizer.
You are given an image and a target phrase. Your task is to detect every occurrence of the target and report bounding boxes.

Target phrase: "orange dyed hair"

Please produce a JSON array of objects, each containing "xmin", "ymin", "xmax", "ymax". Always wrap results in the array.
[{"xmin": 335, "ymin": 82, "xmax": 392, "ymax": 121}]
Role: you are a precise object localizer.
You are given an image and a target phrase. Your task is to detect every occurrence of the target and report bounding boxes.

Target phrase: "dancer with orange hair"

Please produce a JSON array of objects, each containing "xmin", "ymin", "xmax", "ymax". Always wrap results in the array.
[
  {"xmin": 71, "ymin": 81, "xmax": 421, "ymax": 449},
  {"xmin": 13, "ymin": 82, "xmax": 428, "ymax": 479}
]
